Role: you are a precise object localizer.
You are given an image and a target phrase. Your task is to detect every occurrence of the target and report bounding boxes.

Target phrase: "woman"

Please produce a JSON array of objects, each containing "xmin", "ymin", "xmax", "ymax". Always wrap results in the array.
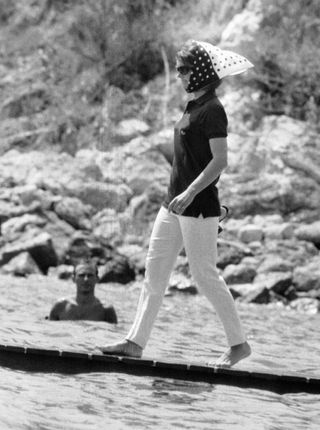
[{"xmin": 100, "ymin": 40, "xmax": 253, "ymax": 367}]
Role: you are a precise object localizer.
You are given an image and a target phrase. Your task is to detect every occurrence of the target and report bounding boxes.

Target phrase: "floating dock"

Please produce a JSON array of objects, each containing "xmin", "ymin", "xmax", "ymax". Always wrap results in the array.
[{"xmin": 0, "ymin": 344, "xmax": 319, "ymax": 394}]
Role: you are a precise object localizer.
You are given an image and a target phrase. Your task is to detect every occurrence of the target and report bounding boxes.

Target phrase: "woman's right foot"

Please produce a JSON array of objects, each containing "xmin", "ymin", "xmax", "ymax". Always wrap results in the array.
[{"xmin": 99, "ymin": 340, "xmax": 143, "ymax": 358}]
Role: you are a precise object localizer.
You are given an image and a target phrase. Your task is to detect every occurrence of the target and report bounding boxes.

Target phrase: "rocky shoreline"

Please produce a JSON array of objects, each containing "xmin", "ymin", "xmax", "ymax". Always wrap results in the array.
[
  {"xmin": 0, "ymin": 112, "xmax": 319, "ymax": 314},
  {"xmin": 1, "ymin": 1, "xmax": 319, "ymax": 314}
]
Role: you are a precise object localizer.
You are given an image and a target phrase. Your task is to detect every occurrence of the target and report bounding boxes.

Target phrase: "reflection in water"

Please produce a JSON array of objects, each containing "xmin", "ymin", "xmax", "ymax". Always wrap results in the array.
[{"xmin": 0, "ymin": 274, "xmax": 319, "ymax": 430}]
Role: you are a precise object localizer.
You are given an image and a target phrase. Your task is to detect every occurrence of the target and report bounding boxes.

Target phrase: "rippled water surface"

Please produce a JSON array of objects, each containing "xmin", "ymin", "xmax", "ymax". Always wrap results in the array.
[{"xmin": 0, "ymin": 274, "xmax": 319, "ymax": 430}]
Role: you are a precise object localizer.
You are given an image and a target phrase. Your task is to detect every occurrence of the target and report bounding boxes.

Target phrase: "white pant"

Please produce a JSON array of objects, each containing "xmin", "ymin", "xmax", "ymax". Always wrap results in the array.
[{"xmin": 126, "ymin": 206, "xmax": 246, "ymax": 348}]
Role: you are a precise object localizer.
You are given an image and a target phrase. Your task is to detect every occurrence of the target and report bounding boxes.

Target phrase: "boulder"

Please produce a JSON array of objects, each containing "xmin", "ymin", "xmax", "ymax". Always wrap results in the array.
[
  {"xmin": 54, "ymin": 197, "xmax": 93, "ymax": 230},
  {"xmin": 129, "ymin": 182, "xmax": 168, "ymax": 227},
  {"xmin": 1, "ymin": 252, "xmax": 41, "ymax": 276},
  {"xmin": 241, "ymin": 285, "xmax": 270, "ymax": 304},
  {"xmin": 294, "ymin": 221, "xmax": 320, "ymax": 247},
  {"xmin": 228, "ymin": 283, "xmax": 256, "ymax": 298},
  {"xmin": 115, "ymin": 118, "xmax": 150, "ymax": 143},
  {"xmin": 238, "ymin": 224, "xmax": 263, "ymax": 243},
  {"xmin": 63, "ymin": 231, "xmax": 107, "ymax": 267},
  {"xmin": 91, "ymin": 208, "xmax": 123, "ymax": 246},
  {"xmin": 0, "ymin": 199, "xmax": 42, "ymax": 224},
  {"xmin": 217, "ymin": 244, "xmax": 246, "ymax": 269},
  {"xmin": 69, "ymin": 181, "xmax": 131, "ymax": 212},
  {"xmin": 1, "ymin": 214, "xmax": 47, "ymax": 241},
  {"xmin": 263, "ymin": 239, "xmax": 318, "ymax": 268},
  {"xmin": 223, "ymin": 263, "xmax": 257, "ymax": 284},
  {"xmin": 97, "ymin": 136, "xmax": 170, "ymax": 196},
  {"xmin": 0, "ymin": 150, "xmax": 130, "ymax": 212},
  {"xmin": 292, "ymin": 258, "xmax": 320, "ymax": 292},
  {"xmin": 99, "ymin": 254, "xmax": 136, "ymax": 284},
  {"xmin": 168, "ymin": 273, "xmax": 198, "ymax": 295},
  {"xmin": 263, "ymin": 223, "xmax": 295, "ymax": 240},
  {"xmin": 0, "ymin": 231, "xmax": 58, "ymax": 274},
  {"xmin": 219, "ymin": 116, "xmax": 320, "ymax": 217},
  {"xmin": 43, "ymin": 211, "xmax": 76, "ymax": 262},
  {"xmin": 116, "ymin": 243, "xmax": 147, "ymax": 275},
  {"xmin": 253, "ymin": 272, "xmax": 293, "ymax": 295},
  {"xmin": 257, "ymin": 255, "xmax": 294, "ymax": 274},
  {"xmin": 11, "ymin": 185, "xmax": 59, "ymax": 210}
]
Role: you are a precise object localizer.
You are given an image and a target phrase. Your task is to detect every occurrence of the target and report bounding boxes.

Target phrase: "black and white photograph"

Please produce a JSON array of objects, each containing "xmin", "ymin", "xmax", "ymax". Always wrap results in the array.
[{"xmin": 0, "ymin": 1, "xmax": 319, "ymax": 429}]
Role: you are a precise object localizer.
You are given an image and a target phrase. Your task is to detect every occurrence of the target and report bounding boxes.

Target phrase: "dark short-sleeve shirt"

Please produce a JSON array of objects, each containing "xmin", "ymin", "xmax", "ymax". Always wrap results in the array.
[{"xmin": 163, "ymin": 90, "xmax": 228, "ymax": 218}]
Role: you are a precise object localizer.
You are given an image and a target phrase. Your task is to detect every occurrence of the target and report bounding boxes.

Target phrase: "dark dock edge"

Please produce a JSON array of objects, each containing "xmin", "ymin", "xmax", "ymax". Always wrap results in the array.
[{"xmin": 0, "ymin": 344, "xmax": 319, "ymax": 395}]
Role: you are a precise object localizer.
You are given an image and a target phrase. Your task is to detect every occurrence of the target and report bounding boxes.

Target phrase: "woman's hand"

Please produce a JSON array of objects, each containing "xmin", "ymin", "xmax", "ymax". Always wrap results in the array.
[{"xmin": 168, "ymin": 188, "xmax": 195, "ymax": 215}]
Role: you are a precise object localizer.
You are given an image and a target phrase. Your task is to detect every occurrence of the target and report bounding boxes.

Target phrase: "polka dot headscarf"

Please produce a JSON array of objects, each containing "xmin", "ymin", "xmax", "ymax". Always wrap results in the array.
[{"xmin": 183, "ymin": 40, "xmax": 254, "ymax": 93}]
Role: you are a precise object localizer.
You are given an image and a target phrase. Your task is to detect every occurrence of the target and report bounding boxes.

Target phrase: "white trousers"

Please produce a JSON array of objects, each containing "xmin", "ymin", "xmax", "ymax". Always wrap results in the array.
[{"xmin": 126, "ymin": 206, "xmax": 246, "ymax": 348}]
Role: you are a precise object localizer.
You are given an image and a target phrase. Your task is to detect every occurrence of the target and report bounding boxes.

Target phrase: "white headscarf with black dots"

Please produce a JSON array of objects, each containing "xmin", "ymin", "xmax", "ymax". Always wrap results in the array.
[{"xmin": 186, "ymin": 41, "xmax": 254, "ymax": 93}]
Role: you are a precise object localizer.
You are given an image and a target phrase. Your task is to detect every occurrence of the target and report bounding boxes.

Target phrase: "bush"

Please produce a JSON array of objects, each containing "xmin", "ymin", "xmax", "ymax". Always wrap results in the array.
[{"xmin": 251, "ymin": 0, "xmax": 320, "ymax": 124}]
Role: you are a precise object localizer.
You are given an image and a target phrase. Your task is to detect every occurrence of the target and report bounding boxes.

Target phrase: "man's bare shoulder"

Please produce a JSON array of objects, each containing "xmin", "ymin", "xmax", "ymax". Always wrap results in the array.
[{"xmin": 48, "ymin": 298, "xmax": 72, "ymax": 320}]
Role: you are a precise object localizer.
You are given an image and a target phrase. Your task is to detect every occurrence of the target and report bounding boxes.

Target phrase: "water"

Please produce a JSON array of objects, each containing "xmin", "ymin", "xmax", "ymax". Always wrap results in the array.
[{"xmin": 0, "ymin": 274, "xmax": 319, "ymax": 430}]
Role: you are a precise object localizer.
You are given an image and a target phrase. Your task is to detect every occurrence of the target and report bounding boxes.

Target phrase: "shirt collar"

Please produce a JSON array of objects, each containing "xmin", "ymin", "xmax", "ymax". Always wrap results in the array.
[{"xmin": 187, "ymin": 90, "xmax": 216, "ymax": 107}]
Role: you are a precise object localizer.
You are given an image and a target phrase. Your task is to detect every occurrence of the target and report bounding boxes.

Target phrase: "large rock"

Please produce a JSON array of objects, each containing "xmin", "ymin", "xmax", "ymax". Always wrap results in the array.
[
  {"xmin": 97, "ymin": 136, "xmax": 171, "ymax": 195},
  {"xmin": 257, "ymin": 255, "xmax": 294, "ymax": 273},
  {"xmin": 263, "ymin": 223, "xmax": 295, "ymax": 240},
  {"xmin": 253, "ymin": 272, "xmax": 293, "ymax": 295},
  {"xmin": 0, "ymin": 199, "xmax": 41, "ymax": 224},
  {"xmin": 91, "ymin": 208, "xmax": 123, "ymax": 246},
  {"xmin": 1, "ymin": 252, "xmax": 41, "ymax": 276},
  {"xmin": 223, "ymin": 263, "xmax": 256, "ymax": 284},
  {"xmin": 241, "ymin": 284, "xmax": 270, "ymax": 304},
  {"xmin": 0, "ymin": 150, "xmax": 131, "ymax": 212},
  {"xmin": 217, "ymin": 239, "xmax": 252, "ymax": 269},
  {"xmin": 238, "ymin": 224, "xmax": 263, "ymax": 243},
  {"xmin": 292, "ymin": 258, "xmax": 320, "ymax": 292},
  {"xmin": 294, "ymin": 221, "xmax": 320, "ymax": 247},
  {"xmin": 219, "ymin": 116, "xmax": 320, "ymax": 217},
  {"xmin": 63, "ymin": 231, "xmax": 107, "ymax": 267},
  {"xmin": 54, "ymin": 197, "xmax": 93, "ymax": 230},
  {"xmin": 115, "ymin": 119, "xmax": 150, "ymax": 143},
  {"xmin": 0, "ymin": 213, "xmax": 46, "ymax": 241},
  {"xmin": 0, "ymin": 231, "xmax": 58, "ymax": 274},
  {"xmin": 168, "ymin": 273, "xmax": 198, "ymax": 295},
  {"xmin": 99, "ymin": 254, "xmax": 136, "ymax": 284},
  {"xmin": 43, "ymin": 211, "xmax": 76, "ymax": 262},
  {"xmin": 263, "ymin": 239, "xmax": 318, "ymax": 268}
]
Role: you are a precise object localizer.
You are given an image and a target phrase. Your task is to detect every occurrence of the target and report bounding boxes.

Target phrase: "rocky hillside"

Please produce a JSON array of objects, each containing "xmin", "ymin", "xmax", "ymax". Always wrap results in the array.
[{"xmin": 0, "ymin": 0, "xmax": 319, "ymax": 312}]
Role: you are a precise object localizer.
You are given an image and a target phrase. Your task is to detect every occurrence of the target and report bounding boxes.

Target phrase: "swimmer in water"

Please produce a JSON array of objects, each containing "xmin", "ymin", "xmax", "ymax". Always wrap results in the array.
[{"xmin": 48, "ymin": 260, "xmax": 117, "ymax": 323}]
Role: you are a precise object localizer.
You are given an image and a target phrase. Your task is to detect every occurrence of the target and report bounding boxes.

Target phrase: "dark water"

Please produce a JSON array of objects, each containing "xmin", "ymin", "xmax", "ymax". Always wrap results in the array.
[{"xmin": 0, "ymin": 274, "xmax": 319, "ymax": 430}]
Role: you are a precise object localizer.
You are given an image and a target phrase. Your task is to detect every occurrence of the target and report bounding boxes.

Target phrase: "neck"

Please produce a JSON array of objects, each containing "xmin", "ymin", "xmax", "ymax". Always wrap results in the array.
[
  {"xmin": 192, "ymin": 88, "xmax": 206, "ymax": 99},
  {"xmin": 76, "ymin": 293, "xmax": 95, "ymax": 305}
]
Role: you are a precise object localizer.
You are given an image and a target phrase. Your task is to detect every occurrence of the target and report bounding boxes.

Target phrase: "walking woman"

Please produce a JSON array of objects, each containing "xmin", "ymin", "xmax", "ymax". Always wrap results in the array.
[{"xmin": 100, "ymin": 40, "xmax": 254, "ymax": 367}]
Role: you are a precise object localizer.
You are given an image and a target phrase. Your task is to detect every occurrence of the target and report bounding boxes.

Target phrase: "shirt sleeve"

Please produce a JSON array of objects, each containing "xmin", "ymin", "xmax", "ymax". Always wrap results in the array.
[{"xmin": 202, "ymin": 102, "xmax": 228, "ymax": 139}]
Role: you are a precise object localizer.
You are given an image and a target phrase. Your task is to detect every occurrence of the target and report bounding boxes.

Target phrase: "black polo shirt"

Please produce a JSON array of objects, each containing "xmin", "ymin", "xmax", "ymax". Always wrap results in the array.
[{"xmin": 163, "ymin": 90, "xmax": 228, "ymax": 218}]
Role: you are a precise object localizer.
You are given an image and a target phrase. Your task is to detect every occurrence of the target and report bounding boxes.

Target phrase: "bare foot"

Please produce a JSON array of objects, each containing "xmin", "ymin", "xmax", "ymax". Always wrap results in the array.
[
  {"xmin": 212, "ymin": 341, "xmax": 251, "ymax": 368},
  {"xmin": 99, "ymin": 340, "xmax": 143, "ymax": 358}
]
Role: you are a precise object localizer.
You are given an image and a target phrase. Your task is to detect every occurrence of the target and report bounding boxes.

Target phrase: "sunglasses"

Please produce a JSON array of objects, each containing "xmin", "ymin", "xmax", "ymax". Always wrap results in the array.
[{"xmin": 176, "ymin": 65, "xmax": 192, "ymax": 75}]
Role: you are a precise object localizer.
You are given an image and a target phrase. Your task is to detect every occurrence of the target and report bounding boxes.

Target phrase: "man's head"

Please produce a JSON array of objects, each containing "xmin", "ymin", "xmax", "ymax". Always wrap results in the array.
[{"xmin": 73, "ymin": 260, "xmax": 99, "ymax": 296}]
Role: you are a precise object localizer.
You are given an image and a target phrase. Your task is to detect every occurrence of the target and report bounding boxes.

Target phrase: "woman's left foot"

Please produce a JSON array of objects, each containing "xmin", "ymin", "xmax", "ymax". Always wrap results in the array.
[{"xmin": 213, "ymin": 341, "xmax": 251, "ymax": 368}]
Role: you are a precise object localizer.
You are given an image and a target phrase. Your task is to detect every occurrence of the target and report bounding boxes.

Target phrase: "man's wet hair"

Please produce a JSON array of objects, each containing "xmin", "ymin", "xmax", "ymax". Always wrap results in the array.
[{"xmin": 73, "ymin": 259, "xmax": 99, "ymax": 277}]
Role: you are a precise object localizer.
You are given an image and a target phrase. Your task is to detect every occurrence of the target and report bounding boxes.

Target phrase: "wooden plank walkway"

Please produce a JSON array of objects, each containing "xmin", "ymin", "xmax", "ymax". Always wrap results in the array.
[{"xmin": 0, "ymin": 344, "xmax": 319, "ymax": 394}]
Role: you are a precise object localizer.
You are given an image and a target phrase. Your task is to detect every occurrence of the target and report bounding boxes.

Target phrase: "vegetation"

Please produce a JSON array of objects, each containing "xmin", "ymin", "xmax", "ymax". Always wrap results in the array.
[
  {"xmin": 251, "ymin": 0, "xmax": 320, "ymax": 123},
  {"xmin": 0, "ymin": 0, "xmax": 319, "ymax": 155}
]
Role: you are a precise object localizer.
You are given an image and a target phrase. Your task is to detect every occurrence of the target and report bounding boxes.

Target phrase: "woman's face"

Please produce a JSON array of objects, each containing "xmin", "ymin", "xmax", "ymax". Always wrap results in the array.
[{"xmin": 175, "ymin": 60, "xmax": 193, "ymax": 91}]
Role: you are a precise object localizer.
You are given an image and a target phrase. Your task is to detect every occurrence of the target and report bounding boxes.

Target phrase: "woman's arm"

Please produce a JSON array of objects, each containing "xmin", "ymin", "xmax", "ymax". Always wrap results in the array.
[{"xmin": 168, "ymin": 137, "xmax": 228, "ymax": 214}]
